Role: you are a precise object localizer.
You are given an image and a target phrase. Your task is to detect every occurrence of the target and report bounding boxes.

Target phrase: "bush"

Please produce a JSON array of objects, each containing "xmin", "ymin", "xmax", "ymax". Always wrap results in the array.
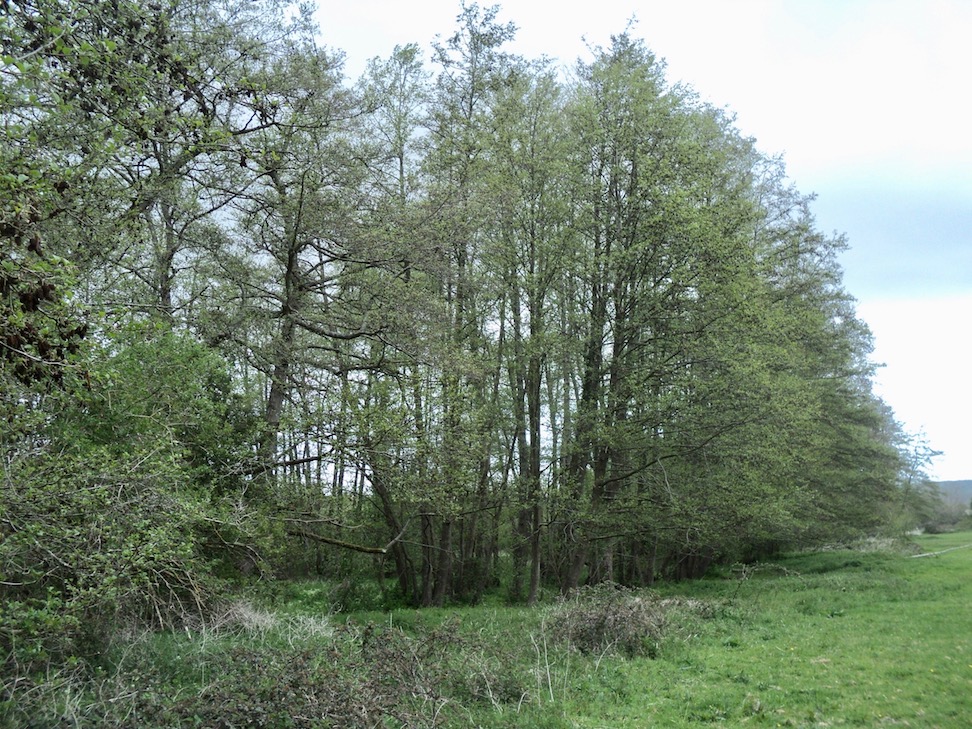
[
  {"xmin": 0, "ymin": 330, "xmax": 259, "ymax": 695},
  {"xmin": 0, "ymin": 448, "xmax": 219, "ymax": 671},
  {"xmin": 548, "ymin": 582, "xmax": 668, "ymax": 658}
]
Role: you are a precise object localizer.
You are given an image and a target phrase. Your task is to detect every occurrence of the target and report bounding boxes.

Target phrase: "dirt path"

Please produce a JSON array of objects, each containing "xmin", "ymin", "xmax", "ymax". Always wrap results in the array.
[{"xmin": 909, "ymin": 543, "xmax": 972, "ymax": 558}]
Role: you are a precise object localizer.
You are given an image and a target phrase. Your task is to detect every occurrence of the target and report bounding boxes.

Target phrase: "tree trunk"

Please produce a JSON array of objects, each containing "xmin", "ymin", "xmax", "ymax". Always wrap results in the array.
[
  {"xmin": 420, "ymin": 510, "xmax": 435, "ymax": 606},
  {"xmin": 370, "ymin": 466, "xmax": 417, "ymax": 603},
  {"xmin": 432, "ymin": 519, "xmax": 453, "ymax": 606}
]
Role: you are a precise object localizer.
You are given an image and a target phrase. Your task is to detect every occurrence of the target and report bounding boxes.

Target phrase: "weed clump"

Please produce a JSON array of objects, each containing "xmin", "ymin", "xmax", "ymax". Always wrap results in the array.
[{"xmin": 549, "ymin": 583, "xmax": 669, "ymax": 658}]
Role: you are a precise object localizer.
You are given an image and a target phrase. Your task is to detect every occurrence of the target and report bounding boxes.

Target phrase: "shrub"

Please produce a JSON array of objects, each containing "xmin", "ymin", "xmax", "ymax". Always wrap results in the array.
[
  {"xmin": 0, "ymin": 331, "xmax": 256, "ymax": 695},
  {"xmin": 0, "ymin": 448, "xmax": 219, "ymax": 673},
  {"xmin": 548, "ymin": 582, "xmax": 668, "ymax": 658}
]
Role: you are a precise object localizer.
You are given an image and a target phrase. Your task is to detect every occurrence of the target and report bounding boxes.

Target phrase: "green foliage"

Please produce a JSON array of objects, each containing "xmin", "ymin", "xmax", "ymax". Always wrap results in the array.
[
  {"xmin": 0, "ymin": 46, "xmax": 88, "ymax": 402},
  {"xmin": 0, "ymin": 444, "xmax": 211, "ymax": 675},
  {"xmin": 0, "ymin": 328, "xmax": 265, "ymax": 698},
  {"xmin": 57, "ymin": 326, "xmax": 259, "ymax": 488}
]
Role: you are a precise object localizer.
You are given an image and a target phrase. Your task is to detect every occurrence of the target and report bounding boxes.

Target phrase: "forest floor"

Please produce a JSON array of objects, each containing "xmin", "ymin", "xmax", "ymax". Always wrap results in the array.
[{"xmin": 7, "ymin": 531, "xmax": 972, "ymax": 727}]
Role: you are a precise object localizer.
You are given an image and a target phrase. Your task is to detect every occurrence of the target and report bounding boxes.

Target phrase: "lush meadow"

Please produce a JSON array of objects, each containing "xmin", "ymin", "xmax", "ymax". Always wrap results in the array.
[
  {"xmin": 7, "ymin": 532, "xmax": 969, "ymax": 727},
  {"xmin": 541, "ymin": 531, "xmax": 972, "ymax": 727}
]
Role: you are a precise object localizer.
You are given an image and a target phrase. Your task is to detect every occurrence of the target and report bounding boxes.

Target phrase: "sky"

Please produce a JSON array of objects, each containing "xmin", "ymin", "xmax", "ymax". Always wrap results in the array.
[{"xmin": 315, "ymin": 0, "xmax": 972, "ymax": 480}]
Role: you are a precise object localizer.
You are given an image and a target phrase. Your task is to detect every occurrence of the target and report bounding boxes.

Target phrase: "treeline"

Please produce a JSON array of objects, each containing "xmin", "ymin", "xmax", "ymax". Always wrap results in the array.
[{"xmin": 1, "ymin": 0, "xmax": 939, "ymax": 670}]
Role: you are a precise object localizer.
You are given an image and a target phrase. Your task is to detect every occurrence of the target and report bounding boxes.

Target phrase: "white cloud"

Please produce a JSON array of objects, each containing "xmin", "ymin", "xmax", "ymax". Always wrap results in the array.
[{"xmin": 565, "ymin": 0, "xmax": 971, "ymax": 191}]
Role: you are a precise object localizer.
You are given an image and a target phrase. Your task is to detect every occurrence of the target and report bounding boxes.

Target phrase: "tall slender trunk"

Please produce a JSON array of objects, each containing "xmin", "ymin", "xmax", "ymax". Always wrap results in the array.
[
  {"xmin": 155, "ymin": 200, "xmax": 178, "ymax": 325},
  {"xmin": 262, "ymin": 314, "xmax": 295, "ymax": 463},
  {"xmin": 561, "ymin": 220, "xmax": 608, "ymax": 592},
  {"xmin": 260, "ymin": 171, "xmax": 306, "ymax": 467},
  {"xmin": 432, "ymin": 519, "xmax": 453, "ymax": 606},
  {"xmin": 509, "ymin": 272, "xmax": 530, "ymax": 602},
  {"xmin": 370, "ymin": 465, "xmax": 417, "ymax": 603},
  {"xmin": 525, "ymin": 346, "xmax": 543, "ymax": 604}
]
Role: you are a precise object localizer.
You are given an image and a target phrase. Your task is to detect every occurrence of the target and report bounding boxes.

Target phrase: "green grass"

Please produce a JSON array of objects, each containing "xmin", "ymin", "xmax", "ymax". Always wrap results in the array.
[
  {"xmin": 9, "ymin": 533, "xmax": 972, "ymax": 727},
  {"xmin": 487, "ymin": 533, "xmax": 972, "ymax": 728},
  {"xmin": 327, "ymin": 532, "xmax": 972, "ymax": 727}
]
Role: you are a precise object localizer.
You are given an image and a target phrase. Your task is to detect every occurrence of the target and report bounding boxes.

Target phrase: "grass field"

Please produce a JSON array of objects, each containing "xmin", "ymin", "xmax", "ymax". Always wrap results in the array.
[
  {"xmin": 540, "ymin": 531, "xmax": 972, "ymax": 727},
  {"xmin": 369, "ymin": 532, "xmax": 972, "ymax": 728},
  {"xmin": 9, "ymin": 532, "xmax": 972, "ymax": 727}
]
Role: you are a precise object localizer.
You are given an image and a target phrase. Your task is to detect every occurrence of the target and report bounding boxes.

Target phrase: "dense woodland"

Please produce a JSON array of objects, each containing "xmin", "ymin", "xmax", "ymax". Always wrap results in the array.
[{"xmin": 1, "ymin": 0, "xmax": 946, "ymax": 680}]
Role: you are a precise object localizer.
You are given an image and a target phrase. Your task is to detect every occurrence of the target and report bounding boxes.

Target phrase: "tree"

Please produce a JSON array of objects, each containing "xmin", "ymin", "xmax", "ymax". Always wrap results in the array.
[
  {"xmin": 483, "ymin": 59, "xmax": 572, "ymax": 602},
  {"xmin": 0, "ymin": 0, "xmax": 270, "ymax": 679},
  {"xmin": 37, "ymin": 0, "xmax": 323, "ymax": 326},
  {"xmin": 554, "ymin": 33, "xmax": 746, "ymax": 588},
  {"xmin": 0, "ymin": 0, "xmax": 106, "ymax": 400},
  {"xmin": 402, "ymin": 1, "xmax": 518, "ymax": 604}
]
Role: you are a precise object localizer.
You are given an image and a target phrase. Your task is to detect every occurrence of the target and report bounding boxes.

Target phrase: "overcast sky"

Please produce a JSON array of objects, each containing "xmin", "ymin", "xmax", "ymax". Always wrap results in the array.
[{"xmin": 316, "ymin": 0, "xmax": 972, "ymax": 480}]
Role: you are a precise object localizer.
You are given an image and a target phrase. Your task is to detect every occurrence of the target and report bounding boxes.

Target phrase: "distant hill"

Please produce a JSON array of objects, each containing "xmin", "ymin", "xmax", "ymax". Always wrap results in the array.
[{"xmin": 936, "ymin": 480, "xmax": 972, "ymax": 506}]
